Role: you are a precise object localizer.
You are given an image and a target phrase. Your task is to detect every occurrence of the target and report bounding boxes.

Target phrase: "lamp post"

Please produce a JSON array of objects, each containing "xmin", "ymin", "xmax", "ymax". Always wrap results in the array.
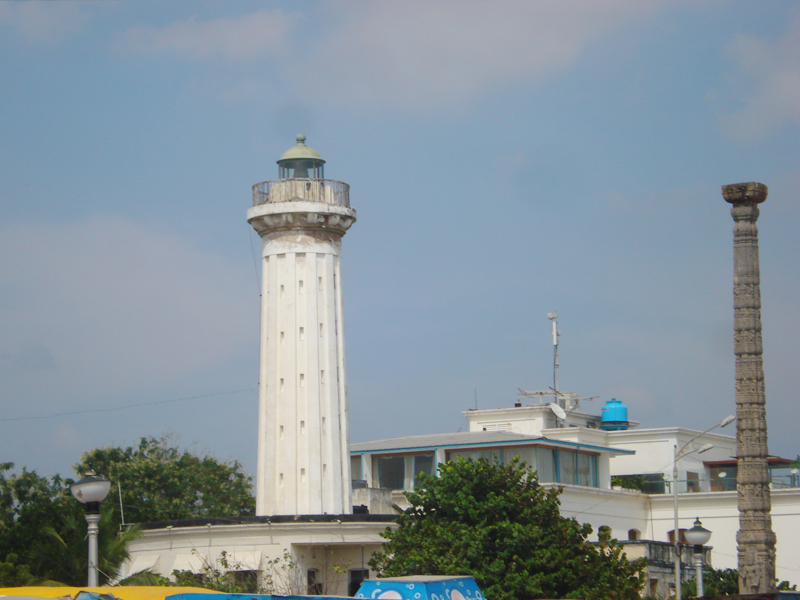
[
  {"xmin": 685, "ymin": 518, "xmax": 712, "ymax": 598},
  {"xmin": 71, "ymin": 470, "xmax": 111, "ymax": 587},
  {"xmin": 672, "ymin": 415, "xmax": 734, "ymax": 600}
]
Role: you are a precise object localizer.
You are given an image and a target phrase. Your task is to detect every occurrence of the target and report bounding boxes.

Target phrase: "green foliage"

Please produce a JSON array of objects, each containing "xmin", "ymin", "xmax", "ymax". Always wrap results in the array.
[
  {"xmin": 1, "ymin": 436, "xmax": 255, "ymax": 587},
  {"xmin": 681, "ymin": 567, "xmax": 797, "ymax": 598},
  {"xmin": 172, "ymin": 550, "xmax": 259, "ymax": 593},
  {"xmin": 115, "ymin": 570, "xmax": 172, "ymax": 586},
  {"xmin": 0, "ymin": 462, "xmax": 83, "ymax": 585},
  {"xmin": 611, "ymin": 475, "xmax": 646, "ymax": 491},
  {"xmin": 76, "ymin": 435, "xmax": 255, "ymax": 526},
  {"xmin": 0, "ymin": 553, "xmax": 38, "ymax": 586},
  {"xmin": 41, "ymin": 513, "xmax": 143, "ymax": 585},
  {"xmin": 369, "ymin": 458, "xmax": 646, "ymax": 600},
  {"xmin": 681, "ymin": 566, "xmax": 739, "ymax": 598}
]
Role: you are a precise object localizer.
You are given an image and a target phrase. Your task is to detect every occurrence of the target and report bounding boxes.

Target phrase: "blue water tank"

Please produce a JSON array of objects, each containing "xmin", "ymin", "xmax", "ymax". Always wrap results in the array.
[{"xmin": 601, "ymin": 398, "xmax": 629, "ymax": 430}]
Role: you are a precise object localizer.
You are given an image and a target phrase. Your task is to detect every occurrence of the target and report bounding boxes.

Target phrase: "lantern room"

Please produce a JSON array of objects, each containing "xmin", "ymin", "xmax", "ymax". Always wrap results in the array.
[{"xmin": 277, "ymin": 134, "xmax": 325, "ymax": 179}]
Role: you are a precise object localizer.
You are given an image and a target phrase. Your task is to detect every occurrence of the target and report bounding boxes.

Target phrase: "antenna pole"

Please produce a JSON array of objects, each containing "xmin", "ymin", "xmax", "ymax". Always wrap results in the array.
[{"xmin": 549, "ymin": 313, "xmax": 560, "ymax": 396}]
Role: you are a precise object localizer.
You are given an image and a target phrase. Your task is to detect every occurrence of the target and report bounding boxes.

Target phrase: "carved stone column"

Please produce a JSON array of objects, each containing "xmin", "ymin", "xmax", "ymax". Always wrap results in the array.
[{"xmin": 722, "ymin": 182, "xmax": 776, "ymax": 594}]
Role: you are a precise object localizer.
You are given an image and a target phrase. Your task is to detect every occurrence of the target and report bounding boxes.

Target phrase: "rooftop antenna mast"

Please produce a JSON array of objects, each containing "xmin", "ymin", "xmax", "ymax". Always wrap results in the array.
[{"xmin": 547, "ymin": 312, "xmax": 560, "ymax": 394}]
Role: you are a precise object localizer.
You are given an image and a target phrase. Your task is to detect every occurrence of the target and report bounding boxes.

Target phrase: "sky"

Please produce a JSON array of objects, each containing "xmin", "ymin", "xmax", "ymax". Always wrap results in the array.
[{"xmin": 1, "ymin": 0, "xmax": 798, "ymax": 480}]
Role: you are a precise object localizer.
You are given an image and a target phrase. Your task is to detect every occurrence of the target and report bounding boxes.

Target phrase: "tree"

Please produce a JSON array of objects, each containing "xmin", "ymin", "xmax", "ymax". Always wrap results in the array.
[
  {"xmin": 0, "ymin": 461, "xmax": 143, "ymax": 586},
  {"xmin": 0, "ymin": 436, "xmax": 255, "ymax": 586},
  {"xmin": 681, "ymin": 567, "xmax": 796, "ymax": 599},
  {"xmin": 76, "ymin": 435, "xmax": 255, "ymax": 526},
  {"xmin": 681, "ymin": 566, "xmax": 739, "ymax": 598},
  {"xmin": 369, "ymin": 458, "xmax": 645, "ymax": 600},
  {"xmin": 0, "ymin": 462, "xmax": 81, "ymax": 584},
  {"xmin": 0, "ymin": 554, "xmax": 37, "ymax": 587}
]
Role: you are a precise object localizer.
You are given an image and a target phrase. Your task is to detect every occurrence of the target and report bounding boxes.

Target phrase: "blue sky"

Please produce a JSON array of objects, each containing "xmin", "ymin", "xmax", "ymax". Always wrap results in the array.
[{"xmin": 1, "ymin": 1, "xmax": 798, "ymax": 478}]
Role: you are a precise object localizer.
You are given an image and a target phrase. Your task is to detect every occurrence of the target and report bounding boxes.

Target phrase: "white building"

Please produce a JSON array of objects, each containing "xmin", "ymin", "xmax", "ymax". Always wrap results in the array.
[
  {"xmin": 349, "ymin": 396, "xmax": 800, "ymax": 596},
  {"xmin": 121, "ymin": 138, "xmax": 799, "ymax": 597}
]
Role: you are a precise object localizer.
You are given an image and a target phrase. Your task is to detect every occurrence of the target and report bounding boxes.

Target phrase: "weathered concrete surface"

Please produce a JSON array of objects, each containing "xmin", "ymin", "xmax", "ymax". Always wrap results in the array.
[
  {"xmin": 723, "ymin": 182, "xmax": 777, "ymax": 594},
  {"xmin": 248, "ymin": 183, "xmax": 357, "ymax": 517}
]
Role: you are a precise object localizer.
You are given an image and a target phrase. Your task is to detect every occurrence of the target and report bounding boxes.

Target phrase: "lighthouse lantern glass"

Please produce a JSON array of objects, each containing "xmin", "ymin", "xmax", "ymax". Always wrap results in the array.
[{"xmin": 279, "ymin": 160, "xmax": 324, "ymax": 180}]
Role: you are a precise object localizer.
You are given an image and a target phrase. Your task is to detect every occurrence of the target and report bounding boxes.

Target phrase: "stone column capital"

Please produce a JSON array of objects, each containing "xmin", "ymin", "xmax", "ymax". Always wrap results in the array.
[{"xmin": 722, "ymin": 182, "xmax": 768, "ymax": 205}]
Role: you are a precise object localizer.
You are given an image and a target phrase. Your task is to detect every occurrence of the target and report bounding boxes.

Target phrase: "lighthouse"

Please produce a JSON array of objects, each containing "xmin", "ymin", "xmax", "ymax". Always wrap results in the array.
[{"xmin": 247, "ymin": 135, "xmax": 356, "ymax": 516}]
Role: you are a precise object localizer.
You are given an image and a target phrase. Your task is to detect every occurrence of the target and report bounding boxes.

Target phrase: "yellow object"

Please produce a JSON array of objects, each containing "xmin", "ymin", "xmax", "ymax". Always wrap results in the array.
[{"xmin": 0, "ymin": 586, "xmax": 223, "ymax": 600}]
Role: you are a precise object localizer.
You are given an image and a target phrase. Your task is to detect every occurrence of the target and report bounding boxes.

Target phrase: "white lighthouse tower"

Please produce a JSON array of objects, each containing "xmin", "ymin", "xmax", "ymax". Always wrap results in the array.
[{"xmin": 247, "ymin": 135, "xmax": 356, "ymax": 516}]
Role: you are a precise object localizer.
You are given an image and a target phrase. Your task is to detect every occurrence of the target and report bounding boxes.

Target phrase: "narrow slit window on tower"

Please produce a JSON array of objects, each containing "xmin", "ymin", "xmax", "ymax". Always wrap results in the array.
[
  {"xmin": 280, "ymin": 331, "xmax": 285, "ymax": 344},
  {"xmin": 299, "ymin": 327, "xmax": 305, "ymax": 341},
  {"xmin": 279, "ymin": 473, "xmax": 284, "ymax": 487},
  {"xmin": 301, "ymin": 468, "xmax": 306, "ymax": 483},
  {"xmin": 322, "ymin": 417, "xmax": 326, "ymax": 434},
  {"xmin": 300, "ymin": 421, "xmax": 305, "ymax": 435},
  {"xmin": 280, "ymin": 378, "xmax": 285, "ymax": 392},
  {"xmin": 318, "ymin": 277, "xmax": 322, "ymax": 291},
  {"xmin": 300, "ymin": 373, "xmax": 305, "ymax": 387},
  {"xmin": 319, "ymin": 323, "xmax": 324, "ymax": 336},
  {"xmin": 299, "ymin": 280, "xmax": 304, "ymax": 294},
  {"xmin": 279, "ymin": 425, "xmax": 284, "ymax": 439},
  {"xmin": 320, "ymin": 370, "xmax": 325, "ymax": 383},
  {"xmin": 323, "ymin": 464, "xmax": 327, "ymax": 478},
  {"xmin": 280, "ymin": 285, "xmax": 284, "ymax": 298}
]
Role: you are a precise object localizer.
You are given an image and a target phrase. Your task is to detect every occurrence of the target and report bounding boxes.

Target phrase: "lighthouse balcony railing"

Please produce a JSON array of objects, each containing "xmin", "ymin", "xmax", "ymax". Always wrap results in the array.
[{"xmin": 252, "ymin": 178, "xmax": 350, "ymax": 208}]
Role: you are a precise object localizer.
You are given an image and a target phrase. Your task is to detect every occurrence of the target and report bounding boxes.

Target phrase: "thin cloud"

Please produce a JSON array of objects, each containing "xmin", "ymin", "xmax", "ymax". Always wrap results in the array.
[
  {"xmin": 118, "ymin": 9, "xmax": 297, "ymax": 61},
  {"xmin": 113, "ymin": 2, "xmax": 662, "ymax": 111},
  {"xmin": 298, "ymin": 1, "xmax": 661, "ymax": 110},
  {"xmin": 0, "ymin": 0, "xmax": 86, "ymax": 44},
  {"xmin": 720, "ymin": 18, "xmax": 800, "ymax": 139}
]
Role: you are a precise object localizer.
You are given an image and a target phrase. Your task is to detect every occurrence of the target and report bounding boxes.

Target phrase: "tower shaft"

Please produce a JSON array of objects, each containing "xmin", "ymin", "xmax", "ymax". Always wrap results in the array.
[
  {"xmin": 723, "ymin": 182, "xmax": 776, "ymax": 594},
  {"xmin": 248, "ymin": 176, "xmax": 356, "ymax": 516}
]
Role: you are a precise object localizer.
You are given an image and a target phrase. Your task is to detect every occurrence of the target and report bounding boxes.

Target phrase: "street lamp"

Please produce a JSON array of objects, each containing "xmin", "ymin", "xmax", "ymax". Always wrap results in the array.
[
  {"xmin": 71, "ymin": 470, "xmax": 111, "ymax": 587},
  {"xmin": 685, "ymin": 518, "xmax": 712, "ymax": 597},
  {"xmin": 672, "ymin": 415, "xmax": 734, "ymax": 600}
]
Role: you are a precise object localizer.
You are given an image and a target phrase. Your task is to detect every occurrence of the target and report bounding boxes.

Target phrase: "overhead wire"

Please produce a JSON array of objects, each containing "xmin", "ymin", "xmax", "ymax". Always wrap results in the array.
[{"xmin": 0, "ymin": 388, "xmax": 258, "ymax": 423}]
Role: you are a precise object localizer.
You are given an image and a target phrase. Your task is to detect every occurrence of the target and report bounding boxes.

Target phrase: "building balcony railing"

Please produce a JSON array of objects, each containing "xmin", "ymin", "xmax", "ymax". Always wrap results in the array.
[
  {"xmin": 619, "ymin": 540, "xmax": 711, "ymax": 569},
  {"xmin": 614, "ymin": 473, "xmax": 800, "ymax": 495},
  {"xmin": 252, "ymin": 178, "xmax": 350, "ymax": 208}
]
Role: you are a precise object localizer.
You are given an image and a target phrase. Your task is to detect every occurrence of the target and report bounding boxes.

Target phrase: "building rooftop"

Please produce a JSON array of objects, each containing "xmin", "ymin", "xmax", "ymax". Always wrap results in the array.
[{"xmin": 351, "ymin": 430, "xmax": 633, "ymax": 455}]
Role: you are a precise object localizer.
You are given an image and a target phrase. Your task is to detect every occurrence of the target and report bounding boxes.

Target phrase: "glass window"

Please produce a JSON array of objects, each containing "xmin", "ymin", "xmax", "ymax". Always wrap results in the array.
[
  {"xmin": 503, "ymin": 447, "xmax": 536, "ymax": 471},
  {"xmin": 710, "ymin": 466, "xmax": 736, "ymax": 491},
  {"xmin": 230, "ymin": 571, "xmax": 258, "ymax": 590},
  {"xmin": 307, "ymin": 569, "xmax": 323, "ymax": 595},
  {"xmin": 577, "ymin": 453, "xmax": 597, "ymax": 487},
  {"xmin": 376, "ymin": 456, "xmax": 405, "ymax": 490},
  {"xmin": 447, "ymin": 448, "xmax": 499, "ymax": 463},
  {"xmin": 559, "ymin": 449, "xmax": 577, "ymax": 484},
  {"xmin": 770, "ymin": 465, "xmax": 800, "ymax": 489},
  {"xmin": 413, "ymin": 454, "xmax": 435, "ymax": 488},
  {"xmin": 535, "ymin": 447, "xmax": 557, "ymax": 482},
  {"xmin": 350, "ymin": 455, "xmax": 362, "ymax": 481},
  {"xmin": 348, "ymin": 569, "xmax": 369, "ymax": 597}
]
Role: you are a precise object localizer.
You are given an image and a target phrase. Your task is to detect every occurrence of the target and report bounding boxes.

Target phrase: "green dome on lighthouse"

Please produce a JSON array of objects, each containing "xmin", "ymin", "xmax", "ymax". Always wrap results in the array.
[{"xmin": 277, "ymin": 134, "xmax": 325, "ymax": 179}]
